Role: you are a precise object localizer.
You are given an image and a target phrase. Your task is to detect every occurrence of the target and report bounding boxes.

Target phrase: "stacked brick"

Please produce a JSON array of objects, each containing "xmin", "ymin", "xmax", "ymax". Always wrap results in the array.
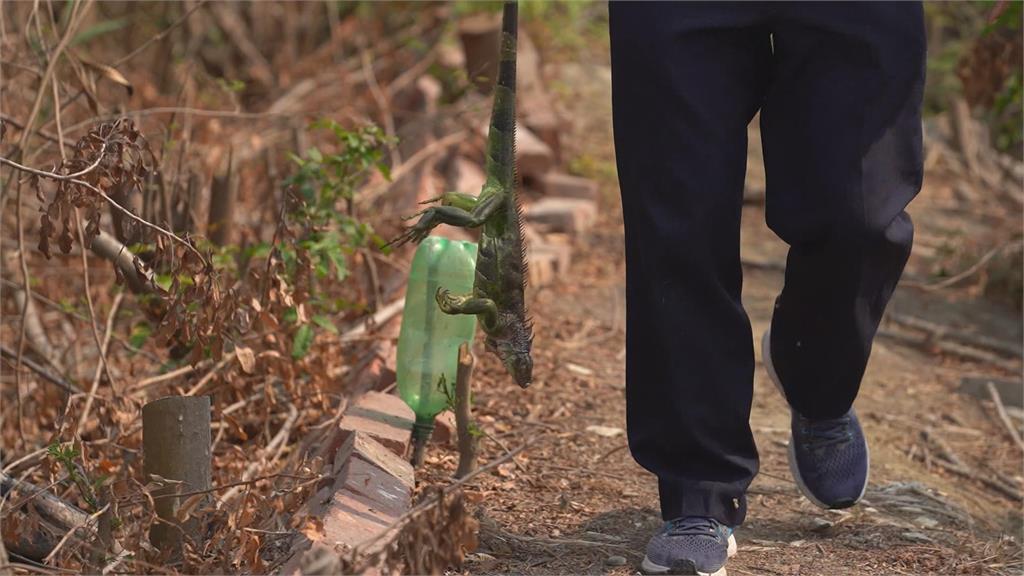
[{"xmin": 279, "ymin": 392, "xmax": 415, "ymax": 575}]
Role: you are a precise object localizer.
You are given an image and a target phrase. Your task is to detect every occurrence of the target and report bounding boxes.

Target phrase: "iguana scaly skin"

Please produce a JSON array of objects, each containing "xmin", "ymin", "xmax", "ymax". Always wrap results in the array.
[{"xmin": 388, "ymin": 1, "xmax": 533, "ymax": 388}]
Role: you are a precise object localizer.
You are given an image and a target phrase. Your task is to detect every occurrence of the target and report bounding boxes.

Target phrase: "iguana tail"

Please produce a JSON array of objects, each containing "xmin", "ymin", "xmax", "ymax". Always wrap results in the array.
[{"xmin": 484, "ymin": 1, "xmax": 517, "ymax": 191}]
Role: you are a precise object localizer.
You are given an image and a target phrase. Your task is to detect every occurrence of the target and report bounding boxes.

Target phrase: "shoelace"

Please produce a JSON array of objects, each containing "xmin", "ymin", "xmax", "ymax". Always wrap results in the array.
[
  {"xmin": 799, "ymin": 415, "xmax": 853, "ymax": 450},
  {"xmin": 665, "ymin": 516, "xmax": 725, "ymax": 539}
]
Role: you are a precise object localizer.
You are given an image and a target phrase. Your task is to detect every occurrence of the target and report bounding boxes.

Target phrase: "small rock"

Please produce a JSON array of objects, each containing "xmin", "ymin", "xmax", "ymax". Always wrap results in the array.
[
  {"xmin": 902, "ymin": 531, "xmax": 933, "ymax": 544},
  {"xmin": 789, "ymin": 539, "xmax": 806, "ymax": 548},
  {"xmin": 605, "ymin": 555, "xmax": 627, "ymax": 567},
  {"xmin": 914, "ymin": 515, "xmax": 939, "ymax": 529},
  {"xmin": 586, "ymin": 425, "xmax": 624, "ymax": 438},
  {"xmin": 808, "ymin": 518, "xmax": 833, "ymax": 532}
]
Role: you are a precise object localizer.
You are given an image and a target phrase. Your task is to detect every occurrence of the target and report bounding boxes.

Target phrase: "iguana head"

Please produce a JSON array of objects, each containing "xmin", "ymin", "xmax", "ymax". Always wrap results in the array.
[{"xmin": 486, "ymin": 317, "xmax": 534, "ymax": 388}]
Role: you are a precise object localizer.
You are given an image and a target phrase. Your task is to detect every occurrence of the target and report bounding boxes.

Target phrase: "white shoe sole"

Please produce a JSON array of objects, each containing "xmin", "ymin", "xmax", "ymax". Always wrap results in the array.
[
  {"xmin": 761, "ymin": 328, "xmax": 869, "ymax": 510},
  {"xmin": 640, "ymin": 533, "xmax": 737, "ymax": 576}
]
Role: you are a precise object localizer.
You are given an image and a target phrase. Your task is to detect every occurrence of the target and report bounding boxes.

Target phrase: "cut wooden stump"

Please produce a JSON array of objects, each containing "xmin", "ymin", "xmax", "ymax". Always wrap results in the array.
[
  {"xmin": 142, "ymin": 396, "xmax": 212, "ymax": 558},
  {"xmin": 458, "ymin": 11, "xmax": 501, "ymax": 93}
]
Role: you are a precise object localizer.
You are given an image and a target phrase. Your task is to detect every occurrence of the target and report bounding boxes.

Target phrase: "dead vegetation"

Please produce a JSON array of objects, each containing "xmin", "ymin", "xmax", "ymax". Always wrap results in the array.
[{"xmin": 0, "ymin": 2, "xmax": 1021, "ymax": 575}]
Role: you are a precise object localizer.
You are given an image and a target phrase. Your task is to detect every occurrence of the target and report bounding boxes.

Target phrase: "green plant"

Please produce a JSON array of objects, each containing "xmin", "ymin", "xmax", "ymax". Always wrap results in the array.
[
  {"xmin": 48, "ymin": 443, "xmax": 101, "ymax": 511},
  {"xmin": 276, "ymin": 120, "xmax": 393, "ymax": 358}
]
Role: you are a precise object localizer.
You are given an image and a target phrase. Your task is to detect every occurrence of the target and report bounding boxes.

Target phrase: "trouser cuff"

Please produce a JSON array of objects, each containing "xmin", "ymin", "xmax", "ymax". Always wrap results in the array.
[{"xmin": 659, "ymin": 479, "xmax": 747, "ymax": 527}]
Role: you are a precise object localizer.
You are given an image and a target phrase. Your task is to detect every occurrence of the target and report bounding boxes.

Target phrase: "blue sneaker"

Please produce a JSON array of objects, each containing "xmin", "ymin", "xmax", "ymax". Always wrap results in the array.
[
  {"xmin": 762, "ymin": 329, "xmax": 869, "ymax": 509},
  {"xmin": 641, "ymin": 516, "xmax": 737, "ymax": 576}
]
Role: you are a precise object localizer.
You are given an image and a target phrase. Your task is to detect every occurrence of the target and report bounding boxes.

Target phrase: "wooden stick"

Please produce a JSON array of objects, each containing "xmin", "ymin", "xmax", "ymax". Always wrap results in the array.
[
  {"xmin": 339, "ymin": 297, "xmax": 406, "ymax": 342},
  {"xmin": 454, "ymin": 343, "xmax": 478, "ymax": 479},
  {"xmin": 987, "ymin": 381, "xmax": 1024, "ymax": 453}
]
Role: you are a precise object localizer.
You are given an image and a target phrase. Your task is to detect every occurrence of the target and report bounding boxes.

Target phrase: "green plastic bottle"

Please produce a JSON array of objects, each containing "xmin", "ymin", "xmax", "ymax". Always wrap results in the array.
[{"xmin": 396, "ymin": 236, "xmax": 478, "ymax": 458}]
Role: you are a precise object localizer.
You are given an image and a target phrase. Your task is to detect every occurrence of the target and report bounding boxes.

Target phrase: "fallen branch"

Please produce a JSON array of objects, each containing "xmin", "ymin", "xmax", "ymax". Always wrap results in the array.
[
  {"xmin": 0, "ymin": 473, "xmax": 91, "ymax": 535},
  {"xmin": 0, "ymin": 345, "xmax": 79, "ymax": 394},
  {"xmin": 876, "ymin": 327, "xmax": 1020, "ymax": 373},
  {"xmin": 987, "ymin": 381, "xmax": 1024, "ymax": 453},
  {"xmin": 887, "ymin": 312, "xmax": 1022, "ymax": 359},
  {"xmin": 42, "ymin": 504, "xmax": 108, "ymax": 565},
  {"xmin": 340, "ymin": 297, "xmax": 406, "ymax": 342},
  {"xmin": 901, "ymin": 241, "xmax": 1017, "ymax": 292},
  {"xmin": 918, "ymin": 428, "xmax": 1022, "ymax": 501},
  {"xmin": 89, "ymin": 230, "xmax": 153, "ymax": 294},
  {"xmin": 360, "ymin": 130, "xmax": 467, "ymax": 205}
]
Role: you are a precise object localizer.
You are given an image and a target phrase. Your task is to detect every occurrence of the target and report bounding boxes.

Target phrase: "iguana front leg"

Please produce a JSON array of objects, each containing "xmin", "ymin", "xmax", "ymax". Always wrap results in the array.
[
  {"xmin": 386, "ymin": 192, "xmax": 502, "ymax": 247},
  {"xmin": 436, "ymin": 287, "xmax": 498, "ymax": 330},
  {"xmin": 419, "ymin": 191, "xmax": 479, "ymax": 211}
]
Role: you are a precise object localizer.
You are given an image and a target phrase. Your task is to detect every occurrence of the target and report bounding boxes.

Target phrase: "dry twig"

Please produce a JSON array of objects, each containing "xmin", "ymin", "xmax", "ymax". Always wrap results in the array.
[{"xmin": 986, "ymin": 381, "xmax": 1024, "ymax": 453}]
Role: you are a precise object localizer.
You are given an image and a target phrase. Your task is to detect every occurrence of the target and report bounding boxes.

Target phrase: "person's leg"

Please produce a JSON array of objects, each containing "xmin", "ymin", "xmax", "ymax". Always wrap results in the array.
[
  {"xmin": 609, "ymin": 3, "xmax": 771, "ymax": 528},
  {"xmin": 762, "ymin": 3, "xmax": 926, "ymax": 420}
]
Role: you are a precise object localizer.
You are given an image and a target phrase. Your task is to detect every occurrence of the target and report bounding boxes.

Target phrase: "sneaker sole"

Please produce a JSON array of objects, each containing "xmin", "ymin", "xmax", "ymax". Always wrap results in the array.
[
  {"xmin": 640, "ymin": 534, "xmax": 737, "ymax": 576},
  {"xmin": 761, "ymin": 329, "xmax": 869, "ymax": 510}
]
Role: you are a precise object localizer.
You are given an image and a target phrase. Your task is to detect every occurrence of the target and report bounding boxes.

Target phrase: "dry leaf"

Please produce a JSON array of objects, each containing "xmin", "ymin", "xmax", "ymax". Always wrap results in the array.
[
  {"xmin": 235, "ymin": 345, "xmax": 256, "ymax": 374},
  {"xmin": 77, "ymin": 53, "xmax": 134, "ymax": 95},
  {"xmin": 300, "ymin": 516, "xmax": 326, "ymax": 542},
  {"xmin": 175, "ymin": 493, "xmax": 207, "ymax": 523}
]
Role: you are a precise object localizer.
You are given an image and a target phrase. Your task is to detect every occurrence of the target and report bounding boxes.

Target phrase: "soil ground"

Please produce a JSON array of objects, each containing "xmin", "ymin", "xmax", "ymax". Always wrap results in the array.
[{"xmin": 419, "ymin": 52, "xmax": 1023, "ymax": 576}]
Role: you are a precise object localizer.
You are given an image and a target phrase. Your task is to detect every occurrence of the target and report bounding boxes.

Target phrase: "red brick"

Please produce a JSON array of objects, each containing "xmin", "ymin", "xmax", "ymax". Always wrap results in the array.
[
  {"xmin": 334, "ymin": 431, "xmax": 414, "ymax": 513},
  {"xmin": 475, "ymin": 123, "xmax": 554, "ymax": 184},
  {"xmin": 448, "ymin": 157, "xmax": 486, "ymax": 195},
  {"xmin": 528, "ymin": 250, "xmax": 557, "ymax": 288},
  {"xmin": 541, "ymin": 172, "xmax": 598, "ymax": 201},
  {"xmin": 280, "ymin": 432, "xmax": 414, "ymax": 574},
  {"xmin": 431, "ymin": 411, "xmax": 458, "ymax": 445},
  {"xmin": 337, "ymin": 392, "xmax": 414, "ymax": 458},
  {"xmin": 516, "ymin": 125, "xmax": 555, "ymax": 183},
  {"xmin": 523, "ymin": 104, "xmax": 562, "ymax": 162},
  {"xmin": 525, "ymin": 197, "xmax": 597, "ymax": 234}
]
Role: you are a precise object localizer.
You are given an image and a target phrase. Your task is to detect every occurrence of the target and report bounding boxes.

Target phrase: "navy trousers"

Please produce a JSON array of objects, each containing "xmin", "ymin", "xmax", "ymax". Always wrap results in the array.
[{"xmin": 609, "ymin": 3, "xmax": 925, "ymax": 527}]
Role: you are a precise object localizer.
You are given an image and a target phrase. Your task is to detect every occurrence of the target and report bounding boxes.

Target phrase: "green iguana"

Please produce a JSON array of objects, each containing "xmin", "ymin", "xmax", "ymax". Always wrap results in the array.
[{"xmin": 388, "ymin": 1, "xmax": 533, "ymax": 388}]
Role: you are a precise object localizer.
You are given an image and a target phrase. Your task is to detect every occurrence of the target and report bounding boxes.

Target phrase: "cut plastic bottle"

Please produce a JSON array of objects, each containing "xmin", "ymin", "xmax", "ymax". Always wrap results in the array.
[{"xmin": 396, "ymin": 236, "xmax": 478, "ymax": 463}]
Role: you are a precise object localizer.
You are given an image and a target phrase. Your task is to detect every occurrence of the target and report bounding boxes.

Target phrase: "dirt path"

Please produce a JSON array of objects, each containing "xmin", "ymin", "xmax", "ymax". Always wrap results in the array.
[{"xmin": 419, "ymin": 57, "xmax": 1022, "ymax": 575}]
